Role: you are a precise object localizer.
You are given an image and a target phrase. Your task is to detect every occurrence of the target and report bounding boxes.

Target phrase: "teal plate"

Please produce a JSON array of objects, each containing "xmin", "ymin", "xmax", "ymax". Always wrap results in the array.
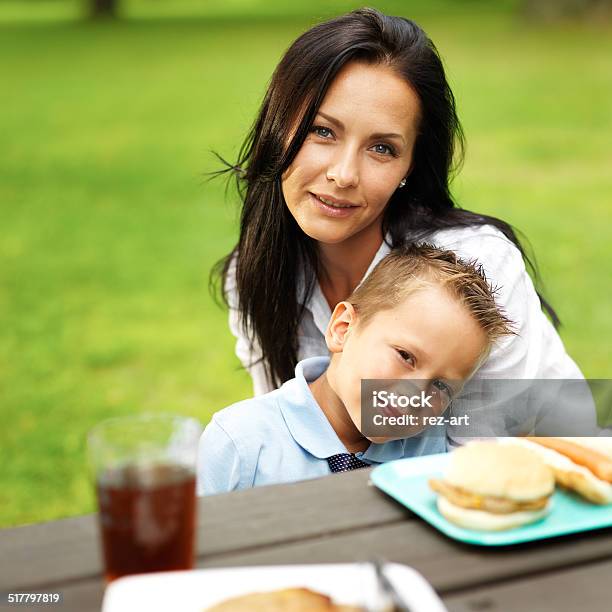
[{"xmin": 370, "ymin": 452, "xmax": 612, "ymax": 546}]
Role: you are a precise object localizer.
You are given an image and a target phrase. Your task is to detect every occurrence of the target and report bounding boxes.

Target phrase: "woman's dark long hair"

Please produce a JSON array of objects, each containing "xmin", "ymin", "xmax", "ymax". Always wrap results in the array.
[{"xmin": 208, "ymin": 7, "xmax": 558, "ymax": 389}]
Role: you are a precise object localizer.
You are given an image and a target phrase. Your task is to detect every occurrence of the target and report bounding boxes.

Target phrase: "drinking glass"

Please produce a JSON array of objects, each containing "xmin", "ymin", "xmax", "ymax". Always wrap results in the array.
[{"xmin": 87, "ymin": 413, "xmax": 202, "ymax": 582}]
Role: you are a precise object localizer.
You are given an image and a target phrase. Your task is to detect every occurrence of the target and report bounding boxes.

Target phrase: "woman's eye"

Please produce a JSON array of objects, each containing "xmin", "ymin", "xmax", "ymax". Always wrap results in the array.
[
  {"xmin": 311, "ymin": 125, "xmax": 333, "ymax": 139},
  {"xmin": 372, "ymin": 143, "xmax": 396, "ymax": 156},
  {"xmin": 396, "ymin": 349, "xmax": 415, "ymax": 366}
]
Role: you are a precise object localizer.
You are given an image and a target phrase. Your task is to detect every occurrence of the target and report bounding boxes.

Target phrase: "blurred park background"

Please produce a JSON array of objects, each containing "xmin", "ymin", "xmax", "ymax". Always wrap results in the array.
[{"xmin": 1, "ymin": 0, "xmax": 611, "ymax": 527}]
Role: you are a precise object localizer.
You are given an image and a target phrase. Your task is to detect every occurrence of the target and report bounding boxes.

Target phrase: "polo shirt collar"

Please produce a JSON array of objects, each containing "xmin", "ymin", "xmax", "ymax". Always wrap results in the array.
[
  {"xmin": 279, "ymin": 357, "xmax": 346, "ymax": 459},
  {"xmin": 279, "ymin": 356, "xmax": 410, "ymax": 464}
]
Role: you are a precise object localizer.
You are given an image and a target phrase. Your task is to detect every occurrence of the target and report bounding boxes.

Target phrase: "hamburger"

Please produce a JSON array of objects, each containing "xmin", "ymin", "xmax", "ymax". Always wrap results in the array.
[
  {"xmin": 429, "ymin": 441, "xmax": 555, "ymax": 530},
  {"xmin": 502, "ymin": 437, "xmax": 612, "ymax": 505}
]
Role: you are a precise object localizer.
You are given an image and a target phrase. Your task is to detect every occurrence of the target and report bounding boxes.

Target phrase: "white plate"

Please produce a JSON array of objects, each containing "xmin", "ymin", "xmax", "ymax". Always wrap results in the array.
[{"xmin": 102, "ymin": 563, "xmax": 447, "ymax": 611}]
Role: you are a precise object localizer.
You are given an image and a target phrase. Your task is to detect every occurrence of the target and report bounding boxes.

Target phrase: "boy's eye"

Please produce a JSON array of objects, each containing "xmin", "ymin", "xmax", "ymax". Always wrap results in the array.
[
  {"xmin": 396, "ymin": 349, "xmax": 415, "ymax": 366},
  {"xmin": 311, "ymin": 125, "xmax": 334, "ymax": 139},
  {"xmin": 432, "ymin": 379, "xmax": 453, "ymax": 398}
]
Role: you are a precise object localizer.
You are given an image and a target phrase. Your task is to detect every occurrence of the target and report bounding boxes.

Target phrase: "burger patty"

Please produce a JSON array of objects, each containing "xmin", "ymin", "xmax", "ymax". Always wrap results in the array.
[{"xmin": 429, "ymin": 478, "xmax": 550, "ymax": 514}]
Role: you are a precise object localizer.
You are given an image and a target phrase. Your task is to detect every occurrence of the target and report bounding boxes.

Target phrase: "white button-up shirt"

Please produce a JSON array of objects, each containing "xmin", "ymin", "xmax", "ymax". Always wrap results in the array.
[
  {"xmin": 229, "ymin": 224, "xmax": 583, "ymax": 386},
  {"xmin": 226, "ymin": 224, "xmax": 596, "ymax": 441}
]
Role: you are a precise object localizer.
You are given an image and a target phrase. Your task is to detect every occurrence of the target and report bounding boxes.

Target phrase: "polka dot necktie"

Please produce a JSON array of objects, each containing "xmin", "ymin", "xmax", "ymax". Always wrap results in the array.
[{"xmin": 327, "ymin": 453, "xmax": 370, "ymax": 473}]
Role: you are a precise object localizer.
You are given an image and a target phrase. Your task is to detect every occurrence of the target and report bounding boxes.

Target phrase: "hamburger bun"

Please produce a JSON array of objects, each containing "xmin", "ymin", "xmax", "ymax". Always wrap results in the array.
[
  {"xmin": 445, "ymin": 441, "xmax": 555, "ymax": 501},
  {"xmin": 437, "ymin": 496, "xmax": 552, "ymax": 531},
  {"xmin": 429, "ymin": 441, "xmax": 554, "ymax": 531}
]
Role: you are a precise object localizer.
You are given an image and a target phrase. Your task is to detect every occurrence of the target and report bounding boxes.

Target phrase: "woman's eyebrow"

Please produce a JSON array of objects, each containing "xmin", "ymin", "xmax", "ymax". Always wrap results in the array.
[{"xmin": 317, "ymin": 111, "xmax": 406, "ymax": 145}]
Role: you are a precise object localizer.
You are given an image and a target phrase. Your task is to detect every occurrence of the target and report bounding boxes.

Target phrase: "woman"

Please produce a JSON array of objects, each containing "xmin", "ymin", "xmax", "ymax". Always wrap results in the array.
[{"xmin": 210, "ymin": 8, "xmax": 584, "ymax": 423}]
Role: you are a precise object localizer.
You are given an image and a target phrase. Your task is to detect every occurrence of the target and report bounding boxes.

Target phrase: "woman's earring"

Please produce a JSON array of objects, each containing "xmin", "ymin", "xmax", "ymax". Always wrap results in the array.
[{"xmin": 398, "ymin": 178, "xmax": 407, "ymax": 189}]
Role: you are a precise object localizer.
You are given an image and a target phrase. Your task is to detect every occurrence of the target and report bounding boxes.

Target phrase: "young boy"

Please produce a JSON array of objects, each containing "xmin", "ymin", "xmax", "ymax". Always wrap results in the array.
[{"xmin": 197, "ymin": 244, "xmax": 513, "ymax": 495}]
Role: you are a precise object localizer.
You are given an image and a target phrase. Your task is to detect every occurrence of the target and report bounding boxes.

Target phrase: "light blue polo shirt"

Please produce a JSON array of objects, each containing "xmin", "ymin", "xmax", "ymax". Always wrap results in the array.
[{"xmin": 197, "ymin": 357, "xmax": 446, "ymax": 495}]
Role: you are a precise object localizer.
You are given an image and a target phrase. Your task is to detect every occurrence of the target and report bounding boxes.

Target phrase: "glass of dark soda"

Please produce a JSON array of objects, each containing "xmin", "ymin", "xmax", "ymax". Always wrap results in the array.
[{"xmin": 87, "ymin": 413, "xmax": 202, "ymax": 582}]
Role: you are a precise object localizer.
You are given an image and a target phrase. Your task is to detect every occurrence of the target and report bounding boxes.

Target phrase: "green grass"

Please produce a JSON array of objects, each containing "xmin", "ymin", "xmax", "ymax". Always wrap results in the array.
[{"xmin": 1, "ymin": 1, "xmax": 611, "ymax": 527}]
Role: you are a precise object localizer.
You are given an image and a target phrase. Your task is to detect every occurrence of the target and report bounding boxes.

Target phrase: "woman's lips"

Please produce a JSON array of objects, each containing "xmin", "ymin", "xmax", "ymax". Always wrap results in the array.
[{"xmin": 309, "ymin": 192, "xmax": 359, "ymax": 218}]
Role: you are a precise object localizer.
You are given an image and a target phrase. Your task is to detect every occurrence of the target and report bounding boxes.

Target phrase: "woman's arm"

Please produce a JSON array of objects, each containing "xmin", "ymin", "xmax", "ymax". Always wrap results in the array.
[
  {"xmin": 435, "ymin": 226, "xmax": 597, "ymax": 440},
  {"xmin": 435, "ymin": 225, "xmax": 583, "ymax": 379}
]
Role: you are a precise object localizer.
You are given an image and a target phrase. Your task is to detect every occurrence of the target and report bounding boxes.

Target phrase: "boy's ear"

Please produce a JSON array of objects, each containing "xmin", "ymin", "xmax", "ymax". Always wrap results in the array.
[{"xmin": 325, "ymin": 301, "xmax": 357, "ymax": 353}]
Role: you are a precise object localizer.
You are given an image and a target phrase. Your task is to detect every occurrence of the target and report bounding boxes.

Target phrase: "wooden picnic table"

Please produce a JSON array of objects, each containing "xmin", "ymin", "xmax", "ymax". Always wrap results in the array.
[{"xmin": 2, "ymin": 467, "xmax": 612, "ymax": 611}]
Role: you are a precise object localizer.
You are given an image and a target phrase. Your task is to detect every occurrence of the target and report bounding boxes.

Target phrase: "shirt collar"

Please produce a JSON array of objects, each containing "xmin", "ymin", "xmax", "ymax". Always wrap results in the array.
[
  {"xmin": 356, "ymin": 233, "xmax": 392, "ymax": 291},
  {"xmin": 278, "ymin": 356, "xmax": 412, "ymax": 464},
  {"xmin": 278, "ymin": 357, "xmax": 346, "ymax": 459}
]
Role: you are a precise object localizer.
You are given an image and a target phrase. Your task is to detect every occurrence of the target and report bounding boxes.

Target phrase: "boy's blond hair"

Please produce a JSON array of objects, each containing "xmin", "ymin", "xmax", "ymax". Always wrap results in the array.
[{"xmin": 348, "ymin": 244, "xmax": 514, "ymax": 345}]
